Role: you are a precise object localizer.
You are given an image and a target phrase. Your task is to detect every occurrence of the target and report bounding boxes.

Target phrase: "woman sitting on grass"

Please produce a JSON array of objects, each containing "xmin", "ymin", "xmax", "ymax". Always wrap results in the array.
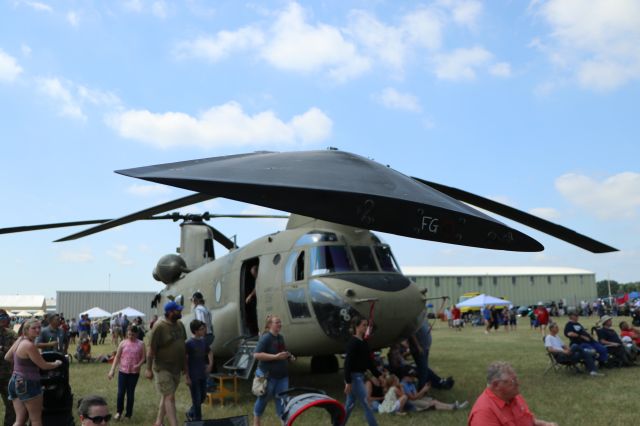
[
  {"xmin": 401, "ymin": 374, "xmax": 468, "ymax": 412},
  {"xmin": 377, "ymin": 374, "xmax": 408, "ymax": 415}
]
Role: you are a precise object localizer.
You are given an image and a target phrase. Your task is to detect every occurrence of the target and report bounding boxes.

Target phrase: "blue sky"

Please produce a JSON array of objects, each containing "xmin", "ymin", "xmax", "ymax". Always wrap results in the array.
[{"xmin": 1, "ymin": 0, "xmax": 638, "ymax": 297}]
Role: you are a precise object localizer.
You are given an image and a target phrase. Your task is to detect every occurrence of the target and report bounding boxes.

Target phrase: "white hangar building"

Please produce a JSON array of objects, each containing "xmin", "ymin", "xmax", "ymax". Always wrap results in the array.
[{"xmin": 401, "ymin": 266, "xmax": 597, "ymax": 307}]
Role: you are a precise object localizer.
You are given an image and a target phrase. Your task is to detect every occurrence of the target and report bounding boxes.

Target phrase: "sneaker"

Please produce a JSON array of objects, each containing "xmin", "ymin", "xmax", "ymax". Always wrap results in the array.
[
  {"xmin": 589, "ymin": 371, "xmax": 605, "ymax": 377},
  {"xmin": 454, "ymin": 400, "xmax": 469, "ymax": 410},
  {"xmin": 185, "ymin": 411, "xmax": 193, "ymax": 422},
  {"xmin": 113, "ymin": 413, "xmax": 121, "ymax": 421}
]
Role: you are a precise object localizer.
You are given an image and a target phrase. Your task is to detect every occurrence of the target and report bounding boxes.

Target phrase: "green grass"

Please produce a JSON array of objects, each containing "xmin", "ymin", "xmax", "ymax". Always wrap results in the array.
[{"xmin": 3, "ymin": 316, "xmax": 636, "ymax": 425}]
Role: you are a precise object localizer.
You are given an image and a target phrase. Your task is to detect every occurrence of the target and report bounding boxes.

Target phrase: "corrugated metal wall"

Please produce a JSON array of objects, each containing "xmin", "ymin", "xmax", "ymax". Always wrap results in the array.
[
  {"xmin": 409, "ymin": 273, "xmax": 596, "ymax": 307},
  {"xmin": 56, "ymin": 291, "xmax": 159, "ymax": 320}
]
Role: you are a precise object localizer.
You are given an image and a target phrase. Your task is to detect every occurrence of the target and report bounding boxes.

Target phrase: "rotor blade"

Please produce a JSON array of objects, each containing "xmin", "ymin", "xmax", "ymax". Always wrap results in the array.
[
  {"xmin": 0, "ymin": 220, "xmax": 111, "ymax": 235},
  {"xmin": 116, "ymin": 150, "xmax": 544, "ymax": 252},
  {"xmin": 413, "ymin": 178, "xmax": 617, "ymax": 253},
  {"xmin": 55, "ymin": 193, "xmax": 216, "ymax": 242},
  {"xmin": 207, "ymin": 225, "xmax": 237, "ymax": 250}
]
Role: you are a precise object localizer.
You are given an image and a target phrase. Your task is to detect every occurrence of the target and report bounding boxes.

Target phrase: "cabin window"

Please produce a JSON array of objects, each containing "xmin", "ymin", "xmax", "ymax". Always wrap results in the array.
[
  {"xmin": 284, "ymin": 250, "xmax": 305, "ymax": 283},
  {"xmin": 351, "ymin": 246, "xmax": 377, "ymax": 271},
  {"xmin": 310, "ymin": 245, "xmax": 353, "ymax": 276},
  {"xmin": 286, "ymin": 288, "xmax": 311, "ymax": 319},
  {"xmin": 374, "ymin": 245, "xmax": 400, "ymax": 272}
]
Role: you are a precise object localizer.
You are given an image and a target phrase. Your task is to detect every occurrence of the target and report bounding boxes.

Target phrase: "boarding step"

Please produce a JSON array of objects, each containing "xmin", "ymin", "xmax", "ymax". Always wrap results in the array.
[{"xmin": 222, "ymin": 335, "xmax": 259, "ymax": 380}]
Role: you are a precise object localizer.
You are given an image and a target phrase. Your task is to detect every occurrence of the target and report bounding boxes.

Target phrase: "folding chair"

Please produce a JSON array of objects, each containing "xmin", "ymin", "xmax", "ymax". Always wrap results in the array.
[{"xmin": 543, "ymin": 337, "xmax": 582, "ymax": 375}]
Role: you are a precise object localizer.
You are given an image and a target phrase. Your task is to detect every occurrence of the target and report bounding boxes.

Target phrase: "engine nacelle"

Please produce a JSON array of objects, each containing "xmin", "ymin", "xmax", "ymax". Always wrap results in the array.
[{"xmin": 153, "ymin": 254, "xmax": 188, "ymax": 284}]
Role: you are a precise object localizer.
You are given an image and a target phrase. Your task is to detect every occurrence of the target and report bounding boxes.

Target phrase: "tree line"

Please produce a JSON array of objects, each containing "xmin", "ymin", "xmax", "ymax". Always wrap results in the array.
[{"xmin": 596, "ymin": 280, "xmax": 640, "ymax": 298}]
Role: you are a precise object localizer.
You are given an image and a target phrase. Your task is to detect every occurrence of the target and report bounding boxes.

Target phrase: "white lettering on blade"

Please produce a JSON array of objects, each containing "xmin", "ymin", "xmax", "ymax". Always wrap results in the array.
[{"xmin": 421, "ymin": 216, "xmax": 439, "ymax": 233}]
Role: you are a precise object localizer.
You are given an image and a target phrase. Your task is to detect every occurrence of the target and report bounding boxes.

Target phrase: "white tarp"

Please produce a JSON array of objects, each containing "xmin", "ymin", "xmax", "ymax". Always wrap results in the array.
[
  {"xmin": 456, "ymin": 294, "xmax": 511, "ymax": 308},
  {"xmin": 80, "ymin": 307, "xmax": 112, "ymax": 319},
  {"xmin": 112, "ymin": 307, "xmax": 145, "ymax": 318},
  {"xmin": 14, "ymin": 310, "xmax": 33, "ymax": 318}
]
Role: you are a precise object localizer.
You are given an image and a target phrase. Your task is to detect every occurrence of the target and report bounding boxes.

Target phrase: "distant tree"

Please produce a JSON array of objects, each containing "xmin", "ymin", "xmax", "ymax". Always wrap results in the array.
[{"xmin": 596, "ymin": 280, "xmax": 619, "ymax": 298}]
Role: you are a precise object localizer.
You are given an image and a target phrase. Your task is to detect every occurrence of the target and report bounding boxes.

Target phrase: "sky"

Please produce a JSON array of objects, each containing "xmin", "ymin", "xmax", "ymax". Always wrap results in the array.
[{"xmin": 1, "ymin": 0, "xmax": 639, "ymax": 298}]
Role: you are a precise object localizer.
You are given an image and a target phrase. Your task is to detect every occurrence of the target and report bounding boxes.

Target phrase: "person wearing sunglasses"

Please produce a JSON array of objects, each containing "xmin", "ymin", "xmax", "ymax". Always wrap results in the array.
[{"xmin": 78, "ymin": 395, "xmax": 111, "ymax": 425}]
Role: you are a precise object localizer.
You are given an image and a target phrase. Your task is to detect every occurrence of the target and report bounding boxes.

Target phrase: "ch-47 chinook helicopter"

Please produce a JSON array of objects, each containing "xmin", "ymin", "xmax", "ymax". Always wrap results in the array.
[{"xmin": 1, "ymin": 149, "xmax": 616, "ymax": 374}]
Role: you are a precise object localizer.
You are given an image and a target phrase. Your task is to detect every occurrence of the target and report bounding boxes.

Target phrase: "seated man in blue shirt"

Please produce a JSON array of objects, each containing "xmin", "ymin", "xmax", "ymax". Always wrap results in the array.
[{"xmin": 564, "ymin": 311, "xmax": 608, "ymax": 365}]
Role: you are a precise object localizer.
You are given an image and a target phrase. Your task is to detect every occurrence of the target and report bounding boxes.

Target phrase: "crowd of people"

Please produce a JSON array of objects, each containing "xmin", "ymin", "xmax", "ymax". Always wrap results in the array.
[{"xmin": 4, "ymin": 293, "xmax": 640, "ymax": 426}]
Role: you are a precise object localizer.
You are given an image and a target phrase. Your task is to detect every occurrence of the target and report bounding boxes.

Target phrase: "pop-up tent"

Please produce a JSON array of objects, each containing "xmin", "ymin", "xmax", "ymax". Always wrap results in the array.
[
  {"xmin": 112, "ymin": 307, "xmax": 145, "ymax": 318},
  {"xmin": 456, "ymin": 294, "xmax": 511, "ymax": 308},
  {"xmin": 80, "ymin": 307, "xmax": 112, "ymax": 319}
]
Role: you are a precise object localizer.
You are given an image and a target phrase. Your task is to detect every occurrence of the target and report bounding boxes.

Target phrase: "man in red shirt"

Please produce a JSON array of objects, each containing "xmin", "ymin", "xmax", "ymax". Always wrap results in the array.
[
  {"xmin": 535, "ymin": 303, "xmax": 550, "ymax": 335},
  {"xmin": 468, "ymin": 361, "xmax": 557, "ymax": 426}
]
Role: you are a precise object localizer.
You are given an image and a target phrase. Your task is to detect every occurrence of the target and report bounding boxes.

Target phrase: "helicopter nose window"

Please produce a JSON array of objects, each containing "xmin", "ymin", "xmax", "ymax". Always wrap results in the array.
[
  {"xmin": 374, "ymin": 245, "xmax": 400, "ymax": 272},
  {"xmin": 310, "ymin": 245, "xmax": 354, "ymax": 276},
  {"xmin": 309, "ymin": 279, "xmax": 358, "ymax": 340},
  {"xmin": 286, "ymin": 288, "xmax": 311, "ymax": 319},
  {"xmin": 351, "ymin": 246, "xmax": 378, "ymax": 272}
]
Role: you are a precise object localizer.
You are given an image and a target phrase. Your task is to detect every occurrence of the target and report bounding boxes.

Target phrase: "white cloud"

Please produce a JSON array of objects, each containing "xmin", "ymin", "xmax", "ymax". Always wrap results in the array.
[
  {"xmin": 36, "ymin": 77, "xmax": 120, "ymax": 120},
  {"xmin": 0, "ymin": 49, "xmax": 23, "ymax": 82},
  {"xmin": 438, "ymin": 0, "xmax": 483, "ymax": 28},
  {"xmin": 489, "ymin": 62, "xmax": 512, "ymax": 77},
  {"xmin": 433, "ymin": 46, "xmax": 492, "ymax": 80},
  {"xmin": 21, "ymin": 44, "xmax": 32, "ymax": 57},
  {"xmin": 58, "ymin": 247, "xmax": 93, "ymax": 263},
  {"xmin": 528, "ymin": 207, "xmax": 560, "ymax": 220},
  {"xmin": 106, "ymin": 244, "xmax": 134, "ymax": 266},
  {"xmin": 152, "ymin": 1, "xmax": 167, "ymax": 19},
  {"xmin": 36, "ymin": 78, "xmax": 85, "ymax": 120},
  {"xmin": 66, "ymin": 11, "xmax": 79, "ymax": 27},
  {"xmin": 533, "ymin": 0, "xmax": 640, "ymax": 91},
  {"xmin": 20, "ymin": 1, "xmax": 53, "ymax": 13},
  {"xmin": 373, "ymin": 87, "xmax": 422, "ymax": 112},
  {"xmin": 106, "ymin": 102, "xmax": 333, "ymax": 149},
  {"xmin": 122, "ymin": 0, "xmax": 143, "ymax": 13},
  {"xmin": 261, "ymin": 3, "xmax": 370, "ymax": 82},
  {"xmin": 555, "ymin": 172, "xmax": 640, "ymax": 219},
  {"xmin": 174, "ymin": 27, "xmax": 264, "ymax": 62},
  {"xmin": 126, "ymin": 184, "xmax": 172, "ymax": 197}
]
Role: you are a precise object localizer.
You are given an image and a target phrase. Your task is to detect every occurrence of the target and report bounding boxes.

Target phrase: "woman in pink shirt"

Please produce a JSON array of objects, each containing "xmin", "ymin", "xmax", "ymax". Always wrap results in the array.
[{"xmin": 108, "ymin": 325, "xmax": 146, "ymax": 421}]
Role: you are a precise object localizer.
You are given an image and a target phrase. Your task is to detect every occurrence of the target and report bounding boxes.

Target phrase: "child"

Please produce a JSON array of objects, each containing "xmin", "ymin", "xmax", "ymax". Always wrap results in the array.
[
  {"xmin": 185, "ymin": 319, "xmax": 213, "ymax": 422},
  {"xmin": 378, "ymin": 374, "xmax": 408, "ymax": 415},
  {"xmin": 108, "ymin": 325, "xmax": 145, "ymax": 421},
  {"xmin": 401, "ymin": 375, "xmax": 468, "ymax": 411},
  {"xmin": 76, "ymin": 336, "xmax": 92, "ymax": 362}
]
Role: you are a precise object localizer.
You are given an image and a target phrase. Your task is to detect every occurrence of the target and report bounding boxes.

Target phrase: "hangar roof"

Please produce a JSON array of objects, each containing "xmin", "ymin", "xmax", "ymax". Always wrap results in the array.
[{"xmin": 401, "ymin": 266, "xmax": 593, "ymax": 277}]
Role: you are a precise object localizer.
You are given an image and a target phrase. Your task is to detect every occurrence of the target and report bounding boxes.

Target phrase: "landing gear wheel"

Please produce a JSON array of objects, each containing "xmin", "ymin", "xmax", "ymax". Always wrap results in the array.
[{"xmin": 311, "ymin": 355, "xmax": 339, "ymax": 374}]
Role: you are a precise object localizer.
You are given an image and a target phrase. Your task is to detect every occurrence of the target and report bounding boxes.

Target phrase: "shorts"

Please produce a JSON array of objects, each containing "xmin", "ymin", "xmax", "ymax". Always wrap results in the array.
[
  {"xmin": 8, "ymin": 374, "xmax": 41, "ymax": 402},
  {"xmin": 453, "ymin": 319, "xmax": 462, "ymax": 327},
  {"xmin": 153, "ymin": 369, "xmax": 180, "ymax": 395}
]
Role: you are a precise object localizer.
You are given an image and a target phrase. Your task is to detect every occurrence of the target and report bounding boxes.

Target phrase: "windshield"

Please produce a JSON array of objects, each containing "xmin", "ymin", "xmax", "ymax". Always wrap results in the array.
[
  {"xmin": 374, "ymin": 245, "xmax": 400, "ymax": 272},
  {"xmin": 351, "ymin": 246, "xmax": 378, "ymax": 271},
  {"xmin": 310, "ymin": 245, "xmax": 354, "ymax": 276}
]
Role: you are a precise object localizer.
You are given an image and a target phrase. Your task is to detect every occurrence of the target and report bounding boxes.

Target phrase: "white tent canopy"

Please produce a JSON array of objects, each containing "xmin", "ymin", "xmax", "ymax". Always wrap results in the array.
[
  {"xmin": 14, "ymin": 310, "xmax": 32, "ymax": 318},
  {"xmin": 80, "ymin": 307, "xmax": 112, "ymax": 319},
  {"xmin": 112, "ymin": 307, "xmax": 145, "ymax": 318},
  {"xmin": 456, "ymin": 294, "xmax": 511, "ymax": 308}
]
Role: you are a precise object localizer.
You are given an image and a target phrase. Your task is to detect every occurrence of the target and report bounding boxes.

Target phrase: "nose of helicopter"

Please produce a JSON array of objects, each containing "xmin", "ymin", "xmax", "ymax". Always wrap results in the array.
[{"xmin": 309, "ymin": 273, "xmax": 426, "ymax": 349}]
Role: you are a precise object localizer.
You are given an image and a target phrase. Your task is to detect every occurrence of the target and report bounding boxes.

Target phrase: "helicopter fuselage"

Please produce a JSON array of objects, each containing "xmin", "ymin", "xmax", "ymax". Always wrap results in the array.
[{"xmin": 160, "ymin": 215, "xmax": 426, "ymax": 358}]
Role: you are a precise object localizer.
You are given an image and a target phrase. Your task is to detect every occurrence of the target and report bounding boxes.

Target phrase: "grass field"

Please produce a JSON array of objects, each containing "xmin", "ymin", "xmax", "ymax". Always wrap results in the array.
[{"xmin": 2, "ymin": 316, "xmax": 637, "ymax": 425}]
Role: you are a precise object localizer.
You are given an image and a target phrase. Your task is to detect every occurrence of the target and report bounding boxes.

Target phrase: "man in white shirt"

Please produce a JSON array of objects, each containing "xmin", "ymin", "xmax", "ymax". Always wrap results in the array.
[
  {"xmin": 544, "ymin": 322, "xmax": 602, "ymax": 376},
  {"xmin": 191, "ymin": 292, "xmax": 214, "ymax": 350}
]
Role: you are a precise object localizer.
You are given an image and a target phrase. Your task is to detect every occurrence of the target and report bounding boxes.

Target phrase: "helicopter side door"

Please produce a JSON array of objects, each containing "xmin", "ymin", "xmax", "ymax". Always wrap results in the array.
[{"xmin": 240, "ymin": 258, "xmax": 260, "ymax": 336}]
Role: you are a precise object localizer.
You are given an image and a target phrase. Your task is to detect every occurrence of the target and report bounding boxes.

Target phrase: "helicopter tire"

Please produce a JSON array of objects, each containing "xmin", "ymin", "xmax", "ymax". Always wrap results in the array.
[{"xmin": 310, "ymin": 355, "xmax": 339, "ymax": 374}]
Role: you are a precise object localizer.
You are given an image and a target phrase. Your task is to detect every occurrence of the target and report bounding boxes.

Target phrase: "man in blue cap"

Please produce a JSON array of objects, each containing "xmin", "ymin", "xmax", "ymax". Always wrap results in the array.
[{"xmin": 145, "ymin": 300, "xmax": 187, "ymax": 426}]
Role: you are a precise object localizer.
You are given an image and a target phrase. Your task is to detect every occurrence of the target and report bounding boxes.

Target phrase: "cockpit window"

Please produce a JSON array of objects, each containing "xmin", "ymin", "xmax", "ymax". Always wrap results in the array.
[
  {"xmin": 294, "ymin": 231, "xmax": 338, "ymax": 247},
  {"xmin": 374, "ymin": 245, "xmax": 400, "ymax": 272},
  {"xmin": 351, "ymin": 246, "xmax": 378, "ymax": 271},
  {"xmin": 284, "ymin": 250, "xmax": 305, "ymax": 283},
  {"xmin": 310, "ymin": 245, "xmax": 354, "ymax": 276}
]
